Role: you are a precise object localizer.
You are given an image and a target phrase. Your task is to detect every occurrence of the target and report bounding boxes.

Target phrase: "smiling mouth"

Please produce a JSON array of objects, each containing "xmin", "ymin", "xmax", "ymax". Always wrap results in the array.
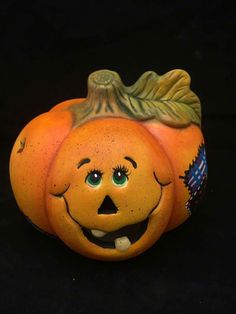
[
  {"xmin": 82, "ymin": 218, "xmax": 149, "ymax": 250},
  {"xmin": 58, "ymin": 194, "xmax": 160, "ymax": 251},
  {"xmin": 62, "ymin": 194, "xmax": 161, "ymax": 251},
  {"xmin": 52, "ymin": 172, "xmax": 170, "ymax": 251}
]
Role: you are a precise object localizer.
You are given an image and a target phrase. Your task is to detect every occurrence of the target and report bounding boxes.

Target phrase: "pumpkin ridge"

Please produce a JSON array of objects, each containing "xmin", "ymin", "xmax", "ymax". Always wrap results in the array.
[{"xmin": 43, "ymin": 113, "xmax": 76, "ymax": 234}]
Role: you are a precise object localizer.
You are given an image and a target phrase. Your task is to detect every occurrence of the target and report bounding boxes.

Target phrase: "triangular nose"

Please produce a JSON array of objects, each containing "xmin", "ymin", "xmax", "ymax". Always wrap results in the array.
[{"xmin": 97, "ymin": 195, "xmax": 118, "ymax": 215}]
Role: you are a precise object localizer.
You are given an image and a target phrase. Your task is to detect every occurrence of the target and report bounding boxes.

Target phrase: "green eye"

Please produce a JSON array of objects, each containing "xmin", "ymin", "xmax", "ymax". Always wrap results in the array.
[
  {"xmin": 86, "ymin": 171, "xmax": 102, "ymax": 187},
  {"xmin": 112, "ymin": 169, "xmax": 128, "ymax": 186}
]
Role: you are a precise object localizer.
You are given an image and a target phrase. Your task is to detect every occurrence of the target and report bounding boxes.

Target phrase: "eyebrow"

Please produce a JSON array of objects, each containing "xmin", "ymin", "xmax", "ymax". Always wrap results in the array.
[
  {"xmin": 124, "ymin": 156, "xmax": 137, "ymax": 169},
  {"xmin": 77, "ymin": 158, "xmax": 91, "ymax": 169}
]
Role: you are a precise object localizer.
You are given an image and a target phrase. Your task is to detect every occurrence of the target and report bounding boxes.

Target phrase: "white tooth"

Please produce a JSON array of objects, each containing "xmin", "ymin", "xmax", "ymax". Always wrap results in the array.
[
  {"xmin": 91, "ymin": 229, "xmax": 107, "ymax": 238},
  {"xmin": 115, "ymin": 236, "xmax": 131, "ymax": 251}
]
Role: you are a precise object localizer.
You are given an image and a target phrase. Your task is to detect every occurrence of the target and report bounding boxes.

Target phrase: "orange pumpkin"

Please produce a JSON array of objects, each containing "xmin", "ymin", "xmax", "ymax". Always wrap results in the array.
[{"xmin": 10, "ymin": 69, "xmax": 207, "ymax": 261}]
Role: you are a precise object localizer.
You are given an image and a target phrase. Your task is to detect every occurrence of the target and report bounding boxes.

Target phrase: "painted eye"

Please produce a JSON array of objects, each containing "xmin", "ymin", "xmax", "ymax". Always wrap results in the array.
[
  {"xmin": 112, "ymin": 170, "xmax": 128, "ymax": 186},
  {"xmin": 86, "ymin": 171, "xmax": 102, "ymax": 187}
]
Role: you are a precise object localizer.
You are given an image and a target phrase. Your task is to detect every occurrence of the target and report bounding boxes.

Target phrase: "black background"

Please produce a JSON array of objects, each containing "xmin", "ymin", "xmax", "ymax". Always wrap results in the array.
[{"xmin": 0, "ymin": 1, "xmax": 235, "ymax": 313}]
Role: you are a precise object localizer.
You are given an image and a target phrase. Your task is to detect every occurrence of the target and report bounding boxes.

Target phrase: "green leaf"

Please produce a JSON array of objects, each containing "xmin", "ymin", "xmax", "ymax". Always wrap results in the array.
[{"xmin": 125, "ymin": 70, "xmax": 201, "ymax": 127}]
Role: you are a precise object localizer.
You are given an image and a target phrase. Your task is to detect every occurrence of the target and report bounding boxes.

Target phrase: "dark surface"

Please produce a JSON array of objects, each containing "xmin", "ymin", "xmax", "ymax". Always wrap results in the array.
[{"xmin": 0, "ymin": 1, "xmax": 235, "ymax": 313}]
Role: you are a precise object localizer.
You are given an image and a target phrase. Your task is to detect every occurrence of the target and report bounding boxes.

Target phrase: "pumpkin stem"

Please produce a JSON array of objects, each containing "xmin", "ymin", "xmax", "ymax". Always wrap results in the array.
[
  {"xmin": 70, "ymin": 69, "xmax": 201, "ymax": 128},
  {"xmin": 86, "ymin": 70, "xmax": 129, "ymax": 116}
]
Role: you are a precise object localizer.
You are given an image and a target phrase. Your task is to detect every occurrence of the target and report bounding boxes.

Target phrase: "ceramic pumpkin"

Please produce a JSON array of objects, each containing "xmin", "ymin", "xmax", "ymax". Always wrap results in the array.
[{"xmin": 10, "ymin": 69, "xmax": 207, "ymax": 261}]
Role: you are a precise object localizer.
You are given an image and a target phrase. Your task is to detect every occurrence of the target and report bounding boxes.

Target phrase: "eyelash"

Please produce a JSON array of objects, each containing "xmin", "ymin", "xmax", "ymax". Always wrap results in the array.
[
  {"xmin": 87, "ymin": 168, "xmax": 103, "ymax": 177},
  {"xmin": 113, "ymin": 165, "xmax": 131, "ymax": 177},
  {"xmin": 86, "ymin": 165, "xmax": 130, "ymax": 178}
]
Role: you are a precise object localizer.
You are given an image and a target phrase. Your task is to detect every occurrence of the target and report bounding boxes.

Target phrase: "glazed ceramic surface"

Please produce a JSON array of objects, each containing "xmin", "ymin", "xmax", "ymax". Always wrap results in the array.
[{"xmin": 10, "ymin": 69, "xmax": 207, "ymax": 261}]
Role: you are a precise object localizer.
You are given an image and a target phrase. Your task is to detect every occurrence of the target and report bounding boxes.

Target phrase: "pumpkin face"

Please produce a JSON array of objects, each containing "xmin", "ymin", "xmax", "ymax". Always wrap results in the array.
[
  {"xmin": 46, "ymin": 118, "xmax": 174, "ymax": 260},
  {"xmin": 10, "ymin": 69, "xmax": 207, "ymax": 261}
]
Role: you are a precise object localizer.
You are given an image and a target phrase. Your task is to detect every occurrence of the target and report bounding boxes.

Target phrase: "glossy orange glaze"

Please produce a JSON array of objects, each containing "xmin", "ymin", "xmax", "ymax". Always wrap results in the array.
[
  {"xmin": 143, "ymin": 121, "xmax": 204, "ymax": 231},
  {"xmin": 10, "ymin": 110, "xmax": 74, "ymax": 233}
]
